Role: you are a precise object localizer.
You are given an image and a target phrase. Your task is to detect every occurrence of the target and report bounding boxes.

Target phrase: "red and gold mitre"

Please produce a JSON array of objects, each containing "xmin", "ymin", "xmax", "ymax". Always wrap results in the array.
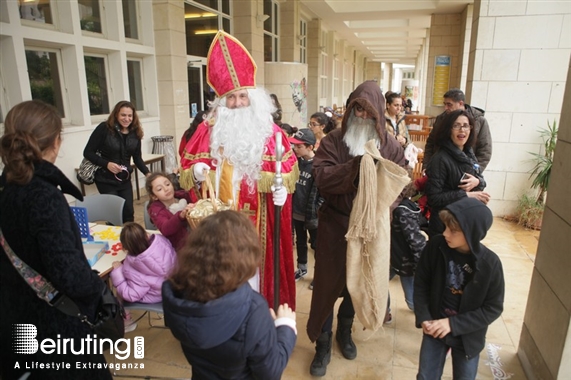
[{"xmin": 206, "ymin": 31, "xmax": 257, "ymax": 98}]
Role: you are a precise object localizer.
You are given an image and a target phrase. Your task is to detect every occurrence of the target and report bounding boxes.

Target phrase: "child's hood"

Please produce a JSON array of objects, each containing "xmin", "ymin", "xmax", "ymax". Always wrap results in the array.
[
  {"xmin": 444, "ymin": 197, "xmax": 493, "ymax": 255},
  {"xmin": 162, "ymin": 282, "xmax": 252, "ymax": 349}
]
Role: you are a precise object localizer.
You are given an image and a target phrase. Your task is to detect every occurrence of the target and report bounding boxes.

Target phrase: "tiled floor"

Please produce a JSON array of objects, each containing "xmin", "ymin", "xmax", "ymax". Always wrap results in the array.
[{"xmin": 106, "ymin": 196, "xmax": 540, "ymax": 379}]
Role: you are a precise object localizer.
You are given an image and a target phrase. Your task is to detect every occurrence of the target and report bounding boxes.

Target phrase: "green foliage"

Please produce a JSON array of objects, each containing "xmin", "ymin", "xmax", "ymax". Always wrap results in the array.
[
  {"xmin": 528, "ymin": 119, "xmax": 558, "ymax": 205},
  {"xmin": 515, "ymin": 193, "xmax": 543, "ymax": 229}
]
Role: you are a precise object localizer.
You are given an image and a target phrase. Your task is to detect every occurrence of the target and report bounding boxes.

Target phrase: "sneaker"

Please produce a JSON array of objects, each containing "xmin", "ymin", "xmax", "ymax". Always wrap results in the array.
[
  {"xmin": 124, "ymin": 317, "xmax": 138, "ymax": 333},
  {"xmin": 294, "ymin": 268, "xmax": 307, "ymax": 282},
  {"xmin": 309, "ymin": 280, "xmax": 314, "ymax": 290},
  {"xmin": 383, "ymin": 312, "xmax": 393, "ymax": 325}
]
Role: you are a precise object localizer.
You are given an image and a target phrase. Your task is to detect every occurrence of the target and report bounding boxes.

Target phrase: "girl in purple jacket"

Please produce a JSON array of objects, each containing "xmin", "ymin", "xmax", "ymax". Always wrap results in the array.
[{"xmin": 111, "ymin": 223, "xmax": 177, "ymax": 331}]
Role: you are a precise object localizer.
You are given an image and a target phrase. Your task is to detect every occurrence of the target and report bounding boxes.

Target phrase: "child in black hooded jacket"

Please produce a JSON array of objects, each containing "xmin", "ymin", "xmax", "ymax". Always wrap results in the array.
[{"xmin": 414, "ymin": 197, "xmax": 504, "ymax": 380}]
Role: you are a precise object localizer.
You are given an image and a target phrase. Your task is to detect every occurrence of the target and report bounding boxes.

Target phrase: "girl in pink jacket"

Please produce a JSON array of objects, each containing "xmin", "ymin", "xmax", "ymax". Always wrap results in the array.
[{"xmin": 111, "ymin": 222, "xmax": 176, "ymax": 305}]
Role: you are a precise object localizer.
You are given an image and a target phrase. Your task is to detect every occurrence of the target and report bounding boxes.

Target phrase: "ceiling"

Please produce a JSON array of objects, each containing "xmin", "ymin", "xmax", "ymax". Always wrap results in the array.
[{"xmin": 299, "ymin": 0, "xmax": 473, "ymax": 65}]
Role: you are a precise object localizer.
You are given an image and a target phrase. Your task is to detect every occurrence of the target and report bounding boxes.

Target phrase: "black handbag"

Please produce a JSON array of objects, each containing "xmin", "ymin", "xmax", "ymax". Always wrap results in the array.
[{"xmin": 0, "ymin": 228, "xmax": 125, "ymax": 341}]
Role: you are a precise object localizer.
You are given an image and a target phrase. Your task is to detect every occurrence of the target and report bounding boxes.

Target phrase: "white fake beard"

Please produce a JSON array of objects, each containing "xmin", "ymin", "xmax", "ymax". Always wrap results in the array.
[
  {"xmin": 343, "ymin": 114, "xmax": 379, "ymax": 156},
  {"xmin": 210, "ymin": 91, "xmax": 274, "ymax": 188}
]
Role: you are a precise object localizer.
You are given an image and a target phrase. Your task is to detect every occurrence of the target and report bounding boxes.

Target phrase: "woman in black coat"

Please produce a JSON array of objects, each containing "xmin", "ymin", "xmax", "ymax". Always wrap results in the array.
[
  {"xmin": 425, "ymin": 109, "xmax": 490, "ymax": 236},
  {"xmin": 0, "ymin": 100, "xmax": 112, "ymax": 379},
  {"xmin": 83, "ymin": 100, "xmax": 150, "ymax": 223}
]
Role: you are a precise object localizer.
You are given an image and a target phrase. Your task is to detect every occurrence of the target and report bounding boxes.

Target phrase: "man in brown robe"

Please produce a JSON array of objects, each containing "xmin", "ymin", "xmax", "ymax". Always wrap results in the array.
[{"xmin": 307, "ymin": 81, "xmax": 406, "ymax": 377}]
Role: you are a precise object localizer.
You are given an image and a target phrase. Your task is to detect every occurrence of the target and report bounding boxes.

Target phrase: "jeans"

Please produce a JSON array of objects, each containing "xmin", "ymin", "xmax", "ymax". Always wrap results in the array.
[
  {"xmin": 293, "ymin": 219, "xmax": 317, "ymax": 267},
  {"xmin": 390, "ymin": 268, "xmax": 415, "ymax": 310},
  {"xmin": 417, "ymin": 333, "xmax": 479, "ymax": 380}
]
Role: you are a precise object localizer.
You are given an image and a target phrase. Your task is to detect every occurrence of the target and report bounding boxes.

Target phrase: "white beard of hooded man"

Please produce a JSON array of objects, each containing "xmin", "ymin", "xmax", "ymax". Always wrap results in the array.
[
  {"xmin": 343, "ymin": 112, "xmax": 379, "ymax": 157},
  {"xmin": 210, "ymin": 88, "xmax": 274, "ymax": 190}
]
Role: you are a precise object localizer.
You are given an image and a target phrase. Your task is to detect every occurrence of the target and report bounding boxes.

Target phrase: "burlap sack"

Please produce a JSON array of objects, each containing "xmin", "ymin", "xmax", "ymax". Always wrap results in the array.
[{"xmin": 345, "ymin": 140, "xmax": 410, "ymax": 332}]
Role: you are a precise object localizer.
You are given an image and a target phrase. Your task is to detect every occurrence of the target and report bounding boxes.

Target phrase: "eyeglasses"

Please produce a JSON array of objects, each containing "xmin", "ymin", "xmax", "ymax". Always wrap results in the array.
[
  {"xmin": 308, "ymin": 122, "xmax": 321, "ymax": 128},
  {"xmin": 452, "ymin": 123, "xmax": 472, "ymax": 131}
]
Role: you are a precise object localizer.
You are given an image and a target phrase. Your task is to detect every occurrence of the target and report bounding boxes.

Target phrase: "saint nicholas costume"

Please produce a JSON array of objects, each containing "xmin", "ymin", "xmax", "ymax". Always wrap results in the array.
[{"xmin": 179, "ymin": 31, "xmax": 299, "ymax": 310}]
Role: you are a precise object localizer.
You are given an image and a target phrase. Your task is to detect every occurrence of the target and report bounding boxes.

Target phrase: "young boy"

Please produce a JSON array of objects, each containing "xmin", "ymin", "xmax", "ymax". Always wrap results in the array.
[
  {"xmin": 289, "ymin": 128, "xmax": 321, "ymax": 282},
  {"xmin": 414, "ymin": 197, "xmax": 505, "ymax": 380}
]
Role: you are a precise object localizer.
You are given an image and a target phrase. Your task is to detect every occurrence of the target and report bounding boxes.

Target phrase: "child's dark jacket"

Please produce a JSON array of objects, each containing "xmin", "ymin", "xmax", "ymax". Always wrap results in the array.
[
  {"xmin": 413, "ymin": 197, "xmax": 505, "ymax": 358},
  {"xmin": 391, "ymin": 198, "xmax": 426, "ymax": 276},
  {"xmin": 162, "ymin": 282, "xmax": 296, "ymax": 380}
]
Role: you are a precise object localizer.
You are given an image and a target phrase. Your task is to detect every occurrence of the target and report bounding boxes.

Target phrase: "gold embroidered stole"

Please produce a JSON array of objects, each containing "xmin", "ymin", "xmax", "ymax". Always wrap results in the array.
[{"xmin": 218, "ymin": 159, "xmax": 236, "ymax": 204}]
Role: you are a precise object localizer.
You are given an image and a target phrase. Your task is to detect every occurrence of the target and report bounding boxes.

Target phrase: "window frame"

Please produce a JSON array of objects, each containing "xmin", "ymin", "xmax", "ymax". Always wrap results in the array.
[
  {"xmin": 299, "ymin": 19, "xmax": 307, "ymax": 64},
  {"xmin": 83, "ymin": 53, "xmax": 111, "ymax": 120},
  {"xmin": 263, "ymin": 0, "xmax": 279, "ymax": 62},
  {"xmin": 18, "ymin": 0, "xmax": 58, "ymax": 29},
  {"xmin": 122, "ymin": 0, "xmax": 140, "ymax": 41},
  {"xmin": 127, "ymin": 58, "xmax": 145, "ymax": 112},
  {"xmin": 24, "ymin": 46, "xmax": 70, "ymax": 123},
  {"xmin": 78, "ymin": 0, "xmax": 105, "ymax": 36}
]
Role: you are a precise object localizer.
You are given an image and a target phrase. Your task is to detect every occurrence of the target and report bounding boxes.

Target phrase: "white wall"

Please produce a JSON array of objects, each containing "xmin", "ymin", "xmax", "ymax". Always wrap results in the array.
[{"xmin": 467, "ymin": 0, "xmax": 571, "ymax": 216}]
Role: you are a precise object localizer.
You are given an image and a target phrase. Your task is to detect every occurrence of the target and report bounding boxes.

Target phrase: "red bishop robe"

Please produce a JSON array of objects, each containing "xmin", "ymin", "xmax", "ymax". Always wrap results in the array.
[{"xmin": 179, "ymin": 120, "xmax": 299, "ymax": 310}]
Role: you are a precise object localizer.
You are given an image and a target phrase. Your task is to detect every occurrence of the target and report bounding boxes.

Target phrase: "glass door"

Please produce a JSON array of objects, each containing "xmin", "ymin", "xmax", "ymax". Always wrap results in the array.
[{"xmin": 187, "ymin": 56, "xmax": 213, "ymax": 117}]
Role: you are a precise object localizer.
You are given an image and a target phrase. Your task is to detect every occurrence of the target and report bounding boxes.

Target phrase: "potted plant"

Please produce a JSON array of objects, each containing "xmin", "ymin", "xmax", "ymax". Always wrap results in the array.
[{"xmin": 514, "ymin": 120, "xmax": 558, "ymax": 229}]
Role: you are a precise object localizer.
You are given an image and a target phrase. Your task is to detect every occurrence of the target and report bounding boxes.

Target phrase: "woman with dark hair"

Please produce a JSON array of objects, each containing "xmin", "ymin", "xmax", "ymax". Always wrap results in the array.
[
  {"xmin": 308, "ymin": 112, "xmax": 335, "ymax": 150},
  {"xmin": 162, "ymin": 210, "xmax": 297, "ymax": 379},
  {"xmin": 270, "ymin": 93, "xmax": 283, "ymax": 126},
  {"xmin": 0, "ymin": 100, "xmax": 112, "ymax": 379},
  {"xmin": 385, "ymin": 92, "xmax": 409, "ymax": 148},
  {"xmin": 425, "ymin": 109, "xmax": 490, "ymax": 236},
  {"xmin": 83, "ymin": 100, "xmax": 150, "ymax": 223},
  {"xmin": 179, "ymin": 110, "xmax": 207, "ymax": 159},
  {"xmin": 280, "ymin": 123, "xmax": 298, "ymax": 137}
]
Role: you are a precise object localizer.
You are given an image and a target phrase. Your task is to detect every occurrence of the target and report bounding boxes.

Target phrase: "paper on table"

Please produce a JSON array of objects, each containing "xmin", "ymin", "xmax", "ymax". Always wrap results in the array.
[{"xmin": 83, "ymin": 241, "xmax": 109, "ymax": 267}]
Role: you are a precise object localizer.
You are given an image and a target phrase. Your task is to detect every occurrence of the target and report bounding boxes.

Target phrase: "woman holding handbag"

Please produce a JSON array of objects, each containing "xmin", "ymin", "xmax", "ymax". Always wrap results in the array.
[
  {"xmin": 83, "ymin": 100, "xmax": 150, "ymax": 223},
  {"xmin": 0, "ymin": 100, "xmax": 112, "ymax": 379}
]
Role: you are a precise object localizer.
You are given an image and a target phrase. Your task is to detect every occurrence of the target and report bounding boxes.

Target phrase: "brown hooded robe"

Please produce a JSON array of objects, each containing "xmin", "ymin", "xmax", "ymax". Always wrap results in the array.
[{"xmin": 307, "ymin": 81, "xmax": 407, "ymax": 342}]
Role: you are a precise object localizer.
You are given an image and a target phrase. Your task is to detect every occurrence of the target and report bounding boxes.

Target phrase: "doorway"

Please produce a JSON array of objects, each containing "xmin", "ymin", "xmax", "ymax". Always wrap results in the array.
[{"xmin": 187, "ymin": 56, "xmax": 213, "ymax": 117}]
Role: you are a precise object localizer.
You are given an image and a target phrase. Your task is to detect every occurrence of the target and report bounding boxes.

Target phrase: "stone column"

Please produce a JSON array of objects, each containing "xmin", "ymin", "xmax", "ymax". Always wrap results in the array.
[
  {"xmin": 423, "ymin": 13, "xmax": 464, "ymax": 116},
  {"xmin": 233, "ymin": 0, "xmax": 265, "ymax": 86},
  {"xmin": 518, "ymin": 56, "xmax": 571, "ymax": 380},
  {"xmin": 383, "ymin": 62, "xmax": 393, "ymax": 93},
  {"xmin": 279, "ymin": 0, "xmax": 299, "ymax": 62},
  {"xmin": 152, "ymin": 0, "xmax": 188, "ymax": 149}
]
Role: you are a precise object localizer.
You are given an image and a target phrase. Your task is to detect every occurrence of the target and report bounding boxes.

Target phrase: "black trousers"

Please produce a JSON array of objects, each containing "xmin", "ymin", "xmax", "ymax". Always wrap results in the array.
[
  {"xmin": 94, "ymin": 180, "xmax": 134, "ymax": 223},
  {"xmin": 321, "ymin": 288, "xmax": 355, "ymax": 333}
]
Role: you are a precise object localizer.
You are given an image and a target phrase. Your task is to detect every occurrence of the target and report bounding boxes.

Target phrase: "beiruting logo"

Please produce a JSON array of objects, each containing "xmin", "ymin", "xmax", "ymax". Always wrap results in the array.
[{"xmin": 12, "ymin": 324, "xmax": 145, "ymax": 371}]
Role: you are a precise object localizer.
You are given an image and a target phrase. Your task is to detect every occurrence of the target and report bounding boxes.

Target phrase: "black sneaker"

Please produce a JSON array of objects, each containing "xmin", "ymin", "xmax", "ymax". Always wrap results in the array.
[
  {"xmin": 309, "ymin": 280, "xmax": 314, "ymax": 290},
  {"xmin": 294, "ymin": 268, "xmax": 307, "ymax": 282}
]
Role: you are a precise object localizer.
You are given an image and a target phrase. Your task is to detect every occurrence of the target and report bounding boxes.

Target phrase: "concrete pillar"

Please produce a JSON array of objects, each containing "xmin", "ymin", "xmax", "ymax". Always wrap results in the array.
[
  {"xmin": 466, "ymin": 1, "xmax": 571, "ymax": 378},
  {"xmin": 365, "ymin": 62, "xmax": 382, "ymax": 84},
  {"xmin": 383, "ymin": 62, "xmax": 393, "ymax": 94},
  {"xmin": 518, "ymin": 56, "xmax": 571, "ymax": 380},
  {"xmin": 279, "ymin": 0, "xmax": 299, "ymax": 62},
  {"xmin": 459, "ymin": 5, "xmax": 473, "ymax": 91},
  {"xmin": 307, "ymin": 18, "xmax": 322, "ymax": 117},
  {"xmin": 152, "ymin": 0, "xmax": 188, "ymax": 146},
  {"xmin": 423, "ymin": 12, "xmax": 464, "ymax": 117},
  {"xmin": 233, "ymin": 0, "xmax": 265, "ymax": 86}
]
